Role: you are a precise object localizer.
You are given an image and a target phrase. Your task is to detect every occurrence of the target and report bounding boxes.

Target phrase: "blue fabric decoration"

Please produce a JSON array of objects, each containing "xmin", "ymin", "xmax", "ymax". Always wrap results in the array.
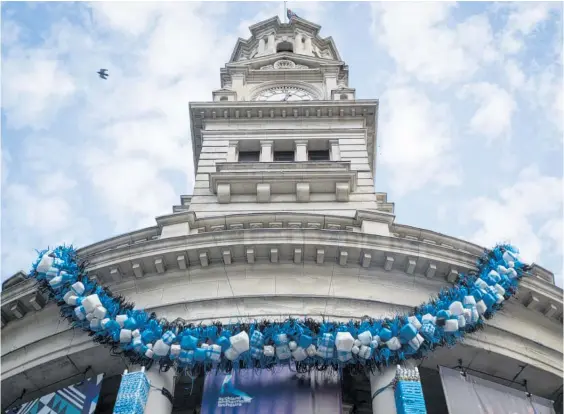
[
  {"xmin": 298, "ymin": 334, "xmax": 313, "ymax": 348},
  {"xmin": 26, "ymin": 243, "xmax": 531, "ymax": 374},
  {"xmin": 180, "ymin": 335, "xmax": 198, "ymax": 350}
]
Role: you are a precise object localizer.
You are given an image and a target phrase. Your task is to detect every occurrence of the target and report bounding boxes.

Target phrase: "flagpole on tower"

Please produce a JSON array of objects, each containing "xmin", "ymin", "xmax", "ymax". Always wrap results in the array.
[{"xmin": 284, "ymin": 1, "xmax": 287, "ymax": 23}]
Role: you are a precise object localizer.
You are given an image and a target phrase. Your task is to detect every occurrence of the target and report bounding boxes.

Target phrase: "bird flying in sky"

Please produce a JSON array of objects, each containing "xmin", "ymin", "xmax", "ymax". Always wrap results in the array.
[{"xmin": 97, "ymin": 69, "xmax": 108, "ymax": 79}]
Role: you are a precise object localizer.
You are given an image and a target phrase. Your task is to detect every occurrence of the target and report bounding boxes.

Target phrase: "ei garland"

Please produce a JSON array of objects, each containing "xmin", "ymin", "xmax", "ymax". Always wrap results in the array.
[{"xmin": 28, "ymin": 243, "xmax": 530, "ymax": 375}]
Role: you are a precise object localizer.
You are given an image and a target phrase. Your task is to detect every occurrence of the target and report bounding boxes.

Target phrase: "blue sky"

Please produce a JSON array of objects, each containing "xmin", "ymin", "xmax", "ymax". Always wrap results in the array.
[{"xmin": 1, "ymin": 1, "xmax": 562, "ymax": 286}]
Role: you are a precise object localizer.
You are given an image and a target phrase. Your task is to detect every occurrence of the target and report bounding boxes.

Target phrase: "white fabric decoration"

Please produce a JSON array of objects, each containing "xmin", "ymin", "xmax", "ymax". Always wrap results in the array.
[
  {"xmin": 263, "ymin": 345, "xmax": 275, "ymax": 357},
  {"xmin": 63, "ymin": 291, "xmax": 74, "ymax": 305},
  {"xmin": 351, "ymin": 345, "xmax": 360, "ymax": 355},
  {"xmin": 276, "ymin": 344, "xmax": 292, "ymax": 360},
  {"xmin": 357, "ymin": 331, "xmax": 372, "ymax": 346},
  {"xmin": 476, "ymin": 300, "xmax": 487, "ymax": 315},
  {"xmin": 408, "ymin": 334, "xmax": 424, "ymax": 351},
  {"xmin": 224, "ymin": 347, "xmax": 240, "ymax": 361},
  {"xmin": 292, "ymin": 347, "xmax": 308, "ymax": 361},
  {"xmin": 335, "ymin": 332, "xmax": 355, "ymax": 352},
  {"xmin": 82, "ymin": 294, "xmax": 102, "ymax": 314},
  {"xmin": 229, "ymin": 331, "xmax": 250, "ymax": 354},
  {"xmin": 305, "ymin": 344, "xmax": 317, "ymax": 357},
  {"xmin": 354, "ymin": 339, "xmax": 362, "ymax": 348},
  {"xmin": 408, "ymin": 316, "xmax": 422, "ymax": 330},
  {"xmin": 132, "ymin": 337, "xmax": 143, "ymax": 350},
  {"xmin": 120, "ymin": 329, "xmax": 132, "ymax": 343},
  {"xmin": 101, "ymin": 318, "xmax": 111, "ymax": 329},
  {"xmin": 464, "ymin": 296, "xmax": 477, "ymax": 306},
  {"xmin": 444, "ymin": 319, "xmax": 459, "ymax": 332},
  {"xmin": 71, "ymin": 281, "xmax": 85, "ymax": 296},
  {"xmin": 457, "ymin": 315, "xmax": 466, "ymax": 328},
  {"xmin": 132, "ymin": 329, "xmax": 140, "ymax": 338},
  {"xmin": 86, "ymin": 312, "xmax": 94, "ymax": 322},
  {"xmin": 37, "ymin": 253, "xmax": 54, "ymax": 273},
  {"xmin": 449, "ymin": 301, "xmax": 464, "ymax": 316},
  {"xmin": 494, "ymin": 284, "xmax": 505, "ymax": 296},
  {"xmin": 145, "ymin": 349, "xmax": 154, "ymax": 359},
  {"xmin": 359, "ymin": 345, "xmax": 372, "ymax": 359},
  {"xmin": 153, "ymin": 339, "xmax": 170, "ymax": 357},
  {"xmin": 289, "ymin": 341, "xmax": 297, "ymax": 351},
  {"xmin": 474, "ymin": 278, "xmax": 489, "ymax": 290},
  {"xmin": 116, "ymin": 315, "xmax": 128, "ymax": 328},
  {"xmin": 74, "ymin": 307, "xmax": 86, "ymax": 320},
  {"xmin": 49, "ymin": 276, "xmax": 62, "ymax": 288},
  {"xmin": 93, "ymin": 306, "xmax": 107, "ymax": 320},
  {"xmin": 422, "ymin": 314, "xmax": 436, "ymax": 324},
  {"xmin": 209, "ymin": 344, "xmax": 222, "ymax": 361},
  {"xmin": 90, "ymin": 318, "xmax": 101, "ymax": 330},
  {"xmin": 170, "ymin": 344, "xmax": 181, "ymax": 356},
  {"xmin": 386, "ymin": 337, "xmax": 401, "ymax": 351}
]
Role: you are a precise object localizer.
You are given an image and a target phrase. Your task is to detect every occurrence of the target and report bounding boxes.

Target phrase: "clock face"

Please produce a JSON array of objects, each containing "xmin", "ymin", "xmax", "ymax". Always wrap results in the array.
[{"xmin": 255, "ymin": 86, "xmax": 314, "ymax": 102}]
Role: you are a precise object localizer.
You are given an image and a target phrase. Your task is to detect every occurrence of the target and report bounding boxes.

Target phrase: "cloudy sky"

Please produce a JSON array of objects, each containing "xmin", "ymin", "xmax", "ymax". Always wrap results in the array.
[{"xmin": 1, "ymin": 1, "xmax": 562, "ymax": 286}]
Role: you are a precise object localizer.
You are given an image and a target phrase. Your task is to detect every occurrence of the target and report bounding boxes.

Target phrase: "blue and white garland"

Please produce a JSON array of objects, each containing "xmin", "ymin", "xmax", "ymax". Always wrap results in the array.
[{"xmin": 28, "ymin": 244, "xmax": 530, "ymax": 374}]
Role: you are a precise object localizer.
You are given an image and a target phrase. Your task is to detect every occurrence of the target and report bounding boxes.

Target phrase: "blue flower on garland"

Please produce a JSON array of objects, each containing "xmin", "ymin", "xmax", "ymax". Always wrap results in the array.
[{"xmin": 27, "ymin": 243, "xmax": 530, "ymax": 374}]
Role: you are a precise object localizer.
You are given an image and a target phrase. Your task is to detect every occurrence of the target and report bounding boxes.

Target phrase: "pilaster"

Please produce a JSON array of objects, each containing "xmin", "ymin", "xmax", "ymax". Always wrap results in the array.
[
  {"xmin": 260, "ymin": 140, "xmax": 273, "ymax": 162},
  {"xmin": 295, "ymin": 139, "xmax": 308, "ymax": 161}
]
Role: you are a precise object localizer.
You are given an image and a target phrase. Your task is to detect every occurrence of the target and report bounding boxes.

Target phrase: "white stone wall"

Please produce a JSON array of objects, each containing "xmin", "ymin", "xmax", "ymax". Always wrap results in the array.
[{"xmin": 189, "ymin": 116, "xmax": 378, "ymax": 218}]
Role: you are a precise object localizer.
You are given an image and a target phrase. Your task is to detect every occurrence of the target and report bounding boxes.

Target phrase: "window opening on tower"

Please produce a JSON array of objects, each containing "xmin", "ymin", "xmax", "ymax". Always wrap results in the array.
[
  {"xmin": 273, "ymin": 151, "xmax": 295, "ymax": 162},
  {"xmin": 277, "ymin": 41, "xmax": 293, "ymax": 53},
  {"xmin": 238, "ymin": 151, "xmax": 260, "ymax": 162},
  {"xmin": 308, "ymin": 150, "xmax": 330, "ymax": 161}
]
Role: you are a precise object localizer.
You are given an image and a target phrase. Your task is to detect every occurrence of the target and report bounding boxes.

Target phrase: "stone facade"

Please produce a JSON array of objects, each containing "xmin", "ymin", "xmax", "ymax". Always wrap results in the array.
[{"xmin": 1, "ymin": 15, "xmax": 563, "ymax": 414}]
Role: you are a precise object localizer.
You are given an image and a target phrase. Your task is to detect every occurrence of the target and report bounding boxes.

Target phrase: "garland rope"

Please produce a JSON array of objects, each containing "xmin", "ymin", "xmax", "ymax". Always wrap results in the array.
[{"xmin": 27, "ymin": 244, "xmax": 531, "ymax": 376}]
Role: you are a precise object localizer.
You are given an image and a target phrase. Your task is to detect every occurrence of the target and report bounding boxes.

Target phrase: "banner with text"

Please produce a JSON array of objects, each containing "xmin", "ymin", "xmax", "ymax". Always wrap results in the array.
[
  {"xmin": 439, "ymin": 366, "xmax": 555, "ymax": 414},
  {"xmin": 201, "ymin": 366, "xmax": 342, "ymax": 414}
]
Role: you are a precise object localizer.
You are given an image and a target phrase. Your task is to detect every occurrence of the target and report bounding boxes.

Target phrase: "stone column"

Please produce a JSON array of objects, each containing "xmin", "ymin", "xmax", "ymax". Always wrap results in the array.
[
  {"xmin": 295, "ymin": 140, "xmax": 308, "ymax": 162},
  {"xmin": 369, "ymin": 365, "xmax": 397, "ymax": 414},
  {"xmin": 304, "ymin": 36, "xmax": 313, "ymax": 55},
  {"xmin": 295, "ymin": 33, "xmax": 303, "ymax": 54},
  {"xmin": 267, "ymin": 34, "xmax": 275, "ymax": 53},
  {"xmin": 329, "ymin": 139, "xmax": 341, "ymax": 161},
  {"xmin": 258, "ymin": 37, "xmax": 265, "ymax": 54},
  {"xmin": 145, "ymin": 367, "xmax": 176, "ymax": 414},
  {"xmin": 227, "ymin": 140, "xmax": 238, "ymax": 162},
  {"xmin": 260, "ymin": 140, "xmax": 273, "ymax": 162}
]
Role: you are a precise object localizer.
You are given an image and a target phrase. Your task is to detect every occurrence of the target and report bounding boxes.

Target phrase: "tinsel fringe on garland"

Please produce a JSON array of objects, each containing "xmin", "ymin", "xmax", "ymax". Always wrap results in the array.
[{"xmin": 28, "ymin": 244, "xmax": 531, "ymax": 376}]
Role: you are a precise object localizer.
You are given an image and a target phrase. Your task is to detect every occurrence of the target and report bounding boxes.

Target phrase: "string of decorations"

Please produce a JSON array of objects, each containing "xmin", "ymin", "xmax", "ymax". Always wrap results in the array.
[{"xmin": 28, "ymin": 244, "xmax": 530, "ymax": 376}]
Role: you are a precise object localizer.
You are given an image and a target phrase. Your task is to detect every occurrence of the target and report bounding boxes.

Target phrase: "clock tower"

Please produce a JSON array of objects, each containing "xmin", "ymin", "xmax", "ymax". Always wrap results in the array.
[{"xmin": 185, "ymin": 15, "xmax": 394, "ymax": 219}]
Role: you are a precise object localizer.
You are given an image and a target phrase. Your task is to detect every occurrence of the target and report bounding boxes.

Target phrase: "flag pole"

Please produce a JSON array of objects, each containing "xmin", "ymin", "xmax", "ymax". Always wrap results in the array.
[{"xmin": 284, "ymin": 1, "xmax": 287, "ymax": 23}]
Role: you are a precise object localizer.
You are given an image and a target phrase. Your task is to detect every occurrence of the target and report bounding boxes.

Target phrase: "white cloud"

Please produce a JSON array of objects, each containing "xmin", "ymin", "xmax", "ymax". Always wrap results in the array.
[
  {"xmin": 370, "ymin": 2, "xmax": 498, "ymax": 85},
  {"xmin": 84, "ymin": 156, "xmax": 178, "ymax": 232},
  {"xmin": 504, "ymin": 59, "xmax": 526, "ymax": 90},
  {"xmin": 457, "ymin": 82, "xmax": 517, "ymax": 142},
  {"xmin": 499, "ymin": 2, "xmax": 559, "ymax": 55},
  {"xmin": 462, "ymin": 165, "xmax": 563, "ymax": 266},
  {"xmin": 2, "ymin": 49, "xmax": 76, "ymax": 130},
  {"xmin": 378, "ymin": 86, "xmax": 461, "ymax": 196}
]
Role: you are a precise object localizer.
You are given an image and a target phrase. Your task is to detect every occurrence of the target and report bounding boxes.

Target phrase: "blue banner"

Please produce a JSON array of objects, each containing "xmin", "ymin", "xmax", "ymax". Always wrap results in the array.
[
  {"xmin": 6, "ymin": 374, "xmax": 104, "ymax": 414},
  {"xmin": 201, "ymin": 366, "xmax": 342, "ymax": 414}
]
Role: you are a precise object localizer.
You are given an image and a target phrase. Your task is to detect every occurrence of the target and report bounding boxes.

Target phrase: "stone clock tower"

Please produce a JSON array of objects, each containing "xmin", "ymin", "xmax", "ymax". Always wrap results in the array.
[{"xmin": 185, "ymin": 15, "xmax": 394, "ymax": 219}]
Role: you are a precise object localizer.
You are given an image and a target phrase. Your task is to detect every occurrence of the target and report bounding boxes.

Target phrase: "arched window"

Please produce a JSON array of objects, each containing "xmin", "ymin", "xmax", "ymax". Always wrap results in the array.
[
  {"xmin": 277, "ymin": 41, "xmax": 293, "ymax": 53},
  {"xmin": 340, "ymin": 94, "xmax": 348, "ymax": 100},
  {"xmin": 219, "ymin": 96, "xmax": 228, "ymax": 101}
]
